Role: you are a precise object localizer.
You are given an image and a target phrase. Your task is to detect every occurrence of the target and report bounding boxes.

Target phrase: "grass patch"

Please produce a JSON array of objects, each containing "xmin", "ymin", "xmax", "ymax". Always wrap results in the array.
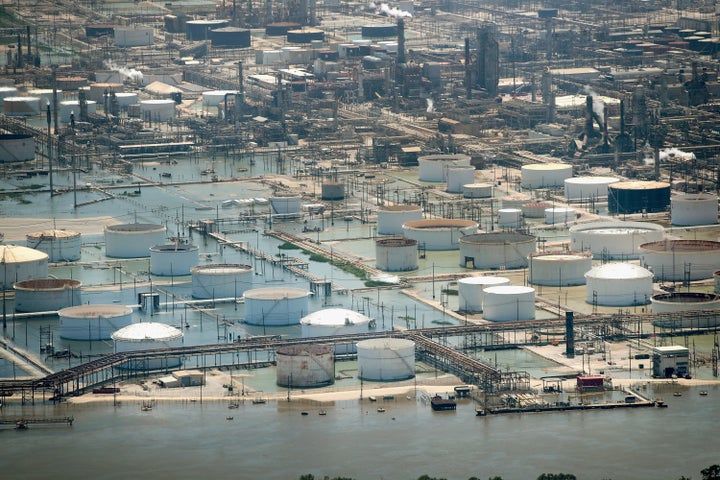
[
  {"xmin": 364, "ymin": 280, "xmax": 393, "ymax": 288},
  {"xmin": 20, "ymin": 184, "xmax": 44, "ymax": 190},
  {"xmin": 278, "ymin": 242, "xmax": 300, "ymax": 250}
]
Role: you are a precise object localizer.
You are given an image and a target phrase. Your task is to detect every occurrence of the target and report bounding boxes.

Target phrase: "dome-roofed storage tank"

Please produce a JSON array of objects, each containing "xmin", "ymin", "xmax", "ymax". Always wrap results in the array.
[
  {"xmin": 585, "ymin": 263, "xmax": 653, "ymax": 306},
  {"xmin": 458, "ymin": 276, "xmax": 511, "ymax": 312},
  {"xmin": 569, "ymin": 221, "xmax": 665, "ymax": 260},
  {"xmin": 418, "ymin": 154, "xmax": 471, "ymax": 182},
  {"xmin": 520, "ymin": 163, "xmax": 573, "ymax": 188},
  {"xmin": 459, "ymin": 232, "xmax": 536, "ymax": 269},
  {"xmin": 357, "ymin": 338, "xmax": 415, "ymax": 381},
  {"xmin": 608, "ymin": 181, "xmax": 670, "ymax": 214},
  {"xmin": 244, "ymin": 287, "xmax": 309, "ymax": 326},
  {"xmin": 0, "ymin": 134, "xmax": 35, "ymax": 162},
  {"xmin": 482, "ymin": 285, "xmax": 536, "ymax": 321},
  {"xmin": 112, "ymin": 322, "xmax": 184, "ymax": 370},
  {"xmin": 564, "ymin": 176, "xmax": 619, "ymax": 202},
  {"xmin": 639, "ymin": 239, "xmax": 720, "ymax": 281},
  {"xmin": 276, "ymin": 344, "xmax": 335, "ymax": 388},
  {"xmin": 497, "ymin": 208, "xmax": 523, "ymax": 228},
  {"xmin": 13, "ymin": 278, "xmax": 81, "ymax": 312},
  {"xmin": 105, "ymin": 223, "xmax": 166, "ymax": 258},
  {"xmin": 463, "ymin": 183, "xmax": 493, "ymax": 198},
  {"xmin": 544, "ymin": 207, "xmax": 576, "ymax": 224},
  {"xmin": 376, "ymin": 237, "xmax": 418, "ymax": 271},
  {"xmin": 269, "ymin": 194, "xmax": 302, "ymax": 215},
  {"xmin": 26, "ymin": 229, "xmax": 81, "ymax": 262},
  {"xmin": 377, "ymin": 205, "xmax": 423, "ymax": 235},
  {"xmin": 58, "ymin": 304, "xmax": 133, "ymax": 340},
  {"xmin": 0, "ymin": 245, "xmax": 49, "ymax": 289},
  {"xmin": 191, "ymin": 263, "xmax": 253, "ymax": 299},
  {"xmin": 529, "ymin": 251, "xmax": 592, "ymax": 286},
  {"xmin": 670, "ymin": 193, "xmax": 718, "ymax": 226},
  {"xmin": 150, "ymin": 243, "xmax": 199, "ymax": 276},
  {"xmin": 446, "ymin": 166, "xmax": 476, "ymax": 193},
  {"xmin": 300, "ymin": 308, "xmax": 373, "ymax": 354},
  {"xmin": 402, "ymin": 219, "xmax": 478, "ymax": 250}
]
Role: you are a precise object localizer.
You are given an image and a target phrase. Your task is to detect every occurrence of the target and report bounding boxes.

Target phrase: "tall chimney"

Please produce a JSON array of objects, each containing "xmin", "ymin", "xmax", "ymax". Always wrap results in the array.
[
  {"xmin": 397, "ymin": 18, "xmax": 406, "ymax": 65},
  {"xmin": 464, "ymin": 37, "xmax": 471, "ymax": 100}
]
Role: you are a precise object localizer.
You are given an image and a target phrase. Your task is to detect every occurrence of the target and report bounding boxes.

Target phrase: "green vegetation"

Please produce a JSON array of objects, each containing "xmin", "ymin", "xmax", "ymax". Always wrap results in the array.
[
  {"xmin": 19, "ymin": 184, "xmax": 44, "ymax": 190},
  {"xmin": 278, "ymin": 242, "xmax": 301, "ymax": 250},
  {"xmin": 431, "ymin": 319, "xmax": 453, "ymax": 326},
  {"xmin": 0, "ymin": 191, "xmax": 31, "ymax": 204}
]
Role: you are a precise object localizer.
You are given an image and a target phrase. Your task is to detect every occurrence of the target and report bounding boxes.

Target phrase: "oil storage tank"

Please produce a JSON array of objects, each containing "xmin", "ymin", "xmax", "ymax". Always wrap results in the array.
[
  {"xmin": 58, "ymin": 304, "xmax": 133, "ymax": 340},
  {"xmin": 3, "ymin": 97, "xmax": 40, "ymax": 116},
  {"xmin": 269, "ymin": 194, "xmax": 302, "ymax": 215},
  {"xmin": 287, "ymin": 28, "xmax": 325, "ymax": 44},
  {"xmin": 585, "ymin": 263, "xmax": 653, "ymax": 306},
  {"xmin": 202, "ymin": 90, "xmax": 239, "ymax": 107},
  {"xmin": 209, "ymin": 27, "xmax": 251, "ymax": 48},
  {"xmin": 482, "ymin": 286, "xmax": 536, "ymax": 321},
  {"xmin": 114, "ymin": 26, "xmax": 154, "ymax": 46},
  {"xmin": 191, "ymin": 264, "xmax": 253, "ymax": 299},
  {"xmin": 300, "ymin": 308, "xmax": 373, "ymax": 354},
  {"xmin": 361, "ymin": 24, "xmax": 398, "ymax": 38},
  {"xmin": 497, "ymin": 208, "xmax": 523, "ymax": 228},
  {"xmin": 639, "ymin": 239, "xmax": 720, "ymax": 281},
  {"xmin": 544, "ymin": 207, "xmax": 576, "ymax": 224},
  {"xmin": 377, "ymin": 205, "xmax": 423, "ymax": 235},
  {"xmin": 59, "ymin": 100, "xmax": 97, "ymax": 122},
  {"xmin": 459, "ymin": 232, "xmax": 536, "ymax": 269},
  {"xmin": 244, "ymin": 287, "xmax": 309, "ymax": 326},
  {"xmin": 402, "ymin": 219, "xmax": 477, "ymax": 250},
  {"xmin": 608, "ymin": 181, "xmax": 670, "ymax": 214},
  {"xmin": 105, "ymin": 223, "xmax": 167, "ymax": 258},
  {"xmin": 670, "ymin": 193, "xmax": 718, "ymax": 226},
  {"xmin": 458, "ymin": 276, "xmax": 510, "ymax": 312},
  {"xmin": 26, "ymin": 229, "xmax": 81, "ymax": 262},
  {"xmin": 357, "ymin": 338, "xmax": 415, "ymax": 381},
  {"xmin": 446, "ymin": 166, "xmax": 476, "ymax": 193},
  {"xmin": 150, "ymin": 243, "xmax": 199, "ymax": 276},
  {"xmin": 321, "ymin": 182, "xmax": 345, "ymax": 200},
  {"xmin": 276, "ymin": 344, "xmax": 335, "ymax": 388},
  {"xmin": 376, "ymin": 237, "xmax": 418, "ymax": 271},
  {"xmin": 520, "ymin": 163, "xmax": 573, "ymax": 188},
  {"xmin": 569, "ymin": 221, "xmax": 664, "ymax": 259},
  {"xmin": 651, "ymin": 292, "xmax": 720, "ymax": 314},
  {"xmin": 13, "ymin": 278, "xmax": 81, "ymax": 312},
  {"xmin": 564, "ymin": 176, "xmax": 619, "ymax": 202},
  {"xmin": 529, "ymin": 251, "xmax": 592, "ymax": 286},
  {"xmin": 186, "ymin": 19, "xmax": 229, "ymax": 40},
  {"xmin": 112, "ymin": 322, "xmax": 184, "ymax": 370},
  {"xmin": 0, "ymin": 134, "xmax": 35, "ymax": 162},
  {"xmin": 0, "ymin": 245, "xmax": 49, "ymax": 289},
  {"xmin": 140, "ymin": 99, "xmax": 176, "ymax": 122},
  {"xmin": 463, "ymin": 183, "xmax": 493, "ymax": 198},
  {"xmin": 418, "ymin": 154, "xmax": 471, "ymax": 182}
]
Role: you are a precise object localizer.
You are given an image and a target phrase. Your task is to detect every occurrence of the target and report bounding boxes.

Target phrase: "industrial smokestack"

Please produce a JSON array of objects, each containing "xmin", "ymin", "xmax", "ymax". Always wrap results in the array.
[
  {"xmin": 397, "ymin": 18, "xmax": 406, "ymax": 65},
  {"xmin": 619, "ymin": 99, "xmax": 625, "ymax": 135},
  {"xmin": 238, "ymin": 61, "xmax": 244, "ymax": 94},
  {"xmin": 565, "ymin": 311, "xmax": 574, "ymax": 358},
  {"xmin": 464, "ymin": 37, "xmax": 471, "ymax": 100}
]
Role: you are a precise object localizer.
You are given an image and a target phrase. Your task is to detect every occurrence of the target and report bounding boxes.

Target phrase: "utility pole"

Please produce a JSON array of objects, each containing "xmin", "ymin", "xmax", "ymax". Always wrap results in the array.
[{"xmin": 46, "ymin": 103, "xmax": 53, "ymax": 196}]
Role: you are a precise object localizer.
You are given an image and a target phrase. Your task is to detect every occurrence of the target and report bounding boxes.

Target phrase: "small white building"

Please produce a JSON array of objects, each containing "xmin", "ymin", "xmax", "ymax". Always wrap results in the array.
[{"xmin": 652, "ymin": 346, "xmax": 689, "ymax": 378}]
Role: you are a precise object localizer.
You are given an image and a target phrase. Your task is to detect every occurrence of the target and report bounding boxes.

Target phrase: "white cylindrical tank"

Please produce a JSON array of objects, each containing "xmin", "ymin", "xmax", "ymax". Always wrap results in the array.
[
  {"xmin": 651, "ymin": 292, "xmax": 720, "ymax": 313},
  {"xmin": 497, "ymin": 208, "xmax": 523, "ymax": 228},
  {"xmin": 418, "ymin": 154, "xmax": 471, "ymax": 182},
  {"xmin": 105, "ymin": 223, "xmax": 167, "ymax": 258},
  {"xmin": 112, "ymin": 322, "xmax": 184, "ymax": 370},
  {"xmin": 529, "ymin": 251, "xmax": 592, "ymax": 286},
  {"xmin": 670, "ymin": 193, "xmax": 718, "ymax": 226},
  {"xmin": 377, "ymin": 205, "xmax": 423, "ymax": 235},
  {"xmin": 88, "ymin": 83, "xmax": 123, "ymax": 102},
  {"xmin": 13, "ymin": 278, "xmax": 82, "ymax": 312},
  {"xmin": 639, "ymin": 239, "xmax": 720, "ymax": 281},
  {"xmin": 544, "ymin": 207, "xmax": 576, "ymax": 224},
  {"xmin": 244, "ymin": 287, "xmax": 309, "ymax": 326},
  {"xmin": 564, "ymin": 176, "xmax": 619, "ymax": 201},
  {"xmin": 402, "ymin": 219, "xmax": 478, "ymax": 250},
  {"xmin": 0, "ymin": 134, "xmax": 35, "ymax": 162},
  {"xmin": 58, "ymin": 304, "xmax": 133, "ymax": 340},
  {"xmin": 300, "ymin": 308, "xmax": 373, "ymax": 354},
  {"xmin": 482, "ymin": 285, "xmax": 536, "ymax": 321},
  {"xmin": 463, "ymin": 183, "xmax": 493, "ymax": 198},
  {"xmin": 202, "ymin": 90, "xmax": 239, "ymax": 107},
  {"xmin": 357, "ymin": 338, "xmax": 415, "ymax": 381},
  {"xmin": 458, "ymin": 276, "xmax": 511, "ymax": 312},
  {"xmin": 269, "ymin": 195, "xmax": 302, "ymax": 214},
  {"xmin": 375, "ymin": 238, "xmax": 418, "ymax": 271},
  {"xmin": 459, "ymin": 232, "xmax": 536, "ymax": 269},
  {"xmin": 26, "ymin": 229, "xmax": 81, "ymax": 262},
  {"xmin": 59, "ymin": 100, "xmax": 97, "ymax": 122},
  {"xmin": 276, "ymin": 344, "xmax": 335, "ymax": 388},
  {"xmin": 521, "ymin": 202, "xmax": 552, "ymax": 218},
  {"xmin": 521, "ymin": 163, "xmax": 573, "ymax": 188},
  {"xmin": 113, "ymin": 92, "xmax": 139, "ymax": 108},
  {"xmin": 585, "ymin": 263, "xmax": 653, "ymax": 306},
  {"xmin": 149, "ymin": 243, "xmax": 199, "ymax": 276},
  {"xmin": 446, "ymin": 166, "xmax": 476, "ymax": 193},
  {"xmin": 191, "ymin": 263, "xmax": 253, "ymax": 299},
  {"xmin": 114, "ymin": 26, "xmax": 154, "ymax": 46},
  {"xmin": 0, "ymin": 245, "xmax": 49, "ymax": 289},
  {"xmin": 140, "ymin": 99, "xmax": 175, "ymax": 122},
  {"xmin": 3, "ymin": 97, "xmax": 40, "ymax": 116},
  {"xmin": 569, "ymin": 221, "xmax": 665, "ymax": 259}
]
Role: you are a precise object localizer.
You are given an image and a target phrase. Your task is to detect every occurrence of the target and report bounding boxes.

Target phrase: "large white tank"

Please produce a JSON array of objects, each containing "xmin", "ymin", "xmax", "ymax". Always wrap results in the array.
[
  {"xmin": 585, "ymin": 263, "xmax": 653, "ymax": 306},
  {"xmin": 244, "ymin": 287, "xmax": 309, "ymax": 326},
  {"xmin": 377, "ymin": 205, "xmax": 423, "ymax": 235},
  {"xmin": 150, "ymin": 243, "xmax": 199, "ymax": 276},
  {"xmin": 458, "ymin": 276, "xmax": 511, "ymax": 312},
  {"xmin": 497, "ymin": 208, "xmax": 523, "ymax": 228},
  {"xmin": 521, "ymin": 202, "xmax": 552, "ymax": 218},
  {"xmin": 140, "ymin": 99, "xmax": 176, "ymax": 122},
  {"xmin": 58, "ymin": 304, "xmax": 133, "ymax": 340},
  {"xmin": 482, "ymin": 285, "xmax": 536, "ymax": 321},
  {"xmin": 105, "ymin": 223, "xmax": 167, "ymax": 258},
  {"xmin": 191, "ymin": 263, "xmax": 253, "ymax": 299},
  {"xmin": 300, "ymin": 308, "xmax": 373, "ymax": 354},
  {"xmin": 112, "ymin": 322, "xmax": 184, "ymax": 370},
  {"xmin": 569, "ymin": 221, "xmax": 665, "ymax": 260},
  {"xmin": 357, "ymin": 338, "xmax": 415, "ymax": 381},
  {"xmin": 463, "ymin": 183, "xmax": 493, "ymax": 198},
  {"xmin": 113, "ymin": 92, "xmax": 139, "ymax": 108},
  {"xmin": 670, "ymin": 193, "xmax": 718, "ymax": 226},
  {"xmin": 269, "ymin": 194, "xmax": 302, "ymax": 214},
  {"xmin": 459, "ymin": 232, "xmax": 536, "ymax": 269},
  {"xmin": 375, "ymin": 238, "xmax": 418, "ymax": 271},
  {"xmin": 0, "ymin": 245, "xmax": 49, "ymax": 289},
  {"xmin": 544, "ymin": 207, "xmax": 576, "ymax": 224},
  {"xmin": 529, "ymin": 251, "xmax": 592, "ymax": 286},
  {"xmin": 651, "ymin": 292, "xmax": 720, "ymax": 313},
  {"xmin": 88, "ymin": 83, "xmax": 123, "ymax": 102},
  {"xmin": 418, "ymin": 154, "xmax": 471, "ymax": 182},
  {"xmin": 446, "ymin": 166, "xmax": 476, "ymax": 193},
  {"xmin": 564, "ymin": 176, "xmax": 619, "ymax": 202},
  {"xmin": 202, "ymin": 90, "xmax": 239, "ymax": 107},
  {"xmin": 0, "ymin": 134, "xmax": 35, "ymax": 162},
  {"xmin": 3, "ymin": 97, "xmax": 40, "ymax": 116},
  {"xmin": 59, "ymin": 100, "xmax": 97, "ymax": 122},
  {"xmin": 114, "ymin": 26, "xmax": 154, "ymax": 47},
  {"xmin": 401, "ymin": 219, "xmax": 477, "ymax": 250},
  {"xmin": 13, "ymin": 278, "xmax": 81, "ymax": 312},
  {"xmin": 521, "ymin": 163, "xmax": 573, "ymax": 188},
  {"xmin": 26, "ymin": 229, "xmax": 81, "ymax": 262},
  {"xmin": 276, "ymin": 344, "xmax": 335, "ymax": 388},
  {"xmin": 639, "ymin": 239, "xmax": 720, "ymax": 281}
]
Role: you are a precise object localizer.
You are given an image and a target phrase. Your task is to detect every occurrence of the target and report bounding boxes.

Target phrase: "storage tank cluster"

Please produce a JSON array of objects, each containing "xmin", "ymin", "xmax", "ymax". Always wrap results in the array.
[
  {"xmin": 585, "ymin": 263, "xmax": 653, "ymax": 306},
  {"xmin": 149, "ymin": 243, "xmax": 199, "ymax": 276},
  {"xmin": 608, "ymin": 181, "xmax": 671, "ymax": 214},
  {"xmin": 58, "ymin": 304, "xmax": 133, "ymax": 340},
  {"xmin": 458, "ymin": 276, "xmax": 510, "ymax": 312},
  {"xmin": 564, "ymin": 176, "xmax": 619, "ymax": 202},
  {"xmin": 0, "ymin": 245, "xmax": 49, "ymax": 289},
  {"xmin": 402, "ymin": 219, "xmax": 477, "ymax": 250},
  {"xmin": 482, "ymin": 286, "xmax": 536, "ymax": 321},
  {"xmin": 375, "ymin": 237, "xmax": 418, "ymax": 271},
  {"xmin": 529, "ymin": 251, "xmax": 592, "ymax": 286},
  {"xmin": 459, "ymin": 232, "xmax": 536, "ymax": 269},
  {"xmin": 112, "ymin": 322, "xmax": 184, "ymax": 370},
  {"xmin": 670, "ymin": 193, "xmax": 718, "ymax": 226},
  {"xmin": 520, "ymin": 163, "xmax": 573, "ymax": 189},
  {"xmin": 418, "ymin": 154, "xmax": 471, "ymax": 182},
  {"xmin": 569, "ymin": 221, "xmax": 665, "ymax": 259},
  {"xmin": 13, "ymin": 278, "xmax": 81, "ymax": 312},
  {"xmin": 300, "ymin": 308, "xmax": 373, "ymax": 354},
  {"xmin": 357, "ymin": 338, "xmax": 415, "ymax": 381},
  {"xmin": 276, "ymin": 344, "xmax": 335, "ymax": 388},
  {"xmin": 191, "ymin": 264, "xmax": 253, "ymax": 299},
  {"xmin": 105, "ymin": 223, "xmax": 167, "ymax": 258},
  {"xmin": 26, "ymin": 229, "xmax": 81, "ymax": 262},
  {"xmin": 377, "ymin": 205, "xmax": 423, "ymax": 235},
  {"xmin": 244, "ymin": 287, "xmax": 309, "ymax": 326},
  {"xmin": 639, "ymin": 239, "xmax": 720, "ymax": 281},
  {"xmin": 0, "ymin": 134, "xmax": 35, "ymax": 162}
]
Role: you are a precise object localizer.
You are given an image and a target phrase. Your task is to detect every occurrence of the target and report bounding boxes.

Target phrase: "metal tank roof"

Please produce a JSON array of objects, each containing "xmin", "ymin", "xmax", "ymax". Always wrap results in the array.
[
  {"xmin": 105, "ymin": 223, "xmax": 165, "ymax": 233},
  {"xmin": 301, "ymin": 308, "xmax": 372, "ymax": 327},
  {"xmin": 529, "ymin": 251, "xmax": 592, "ymax": 261},
  {"xmin": 276, "ymin": 344, "xmax": 334, "ymax": 356},
  {"xmin": 585, "ymin": 263, "xmax": 653, "ymax": 280},
  {"xmin": 609, "ymin": 180, "xmax": 670, "ymax": 190},
  {"xmin": 59, "ymin": 304, "xmax": 133, "ymax": 318},
  {"xmin": 13, "ymin": 278, "xmax": 81, "ymax": 291},
  {"xmin": 112, "ymin": 322, "xmax": 184, "ymax": 342},
  {"xmin": 26, "ymin": 229, "xmax": 80, "ymax": 239},
  {"xmin": 0, "ymin": 245, "xmax": 48, "ymax": 263},
  {"xmin": 191, "ymin": 263, "xmax": 253, "ymax": 274},
  {"xmin": 460, "ymin": 231, "xmax": 535, "ymax": 245},
  {"xmin": 244, "ymin": 287, "xmax": 309, "ymax": 300},
  {"xmin": 357, "ymin": 337, "xmax": 414, "ymax": 350},
  {"xmin": 522, "ymin": 162, "xmax": 571, "ymax": 171},
  {"xmin": 639, "ymin": 239, "xmax": 720, "ymax": 253},
  {"xmin": 379, "ymin": 205, "xmax": 422, "ymax": 212},
  {"xmin": 403, "ymin": 219, "xmax": 477, "ymax": 229}
]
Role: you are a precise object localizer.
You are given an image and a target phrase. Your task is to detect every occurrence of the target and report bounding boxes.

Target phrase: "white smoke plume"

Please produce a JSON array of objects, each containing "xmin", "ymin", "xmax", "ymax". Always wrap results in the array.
[
  {"xmin": 369, "ymin": 2, "xmax": 412, "ymax": 18},
  {"xmin": 583, "ymin": 85, "xmax": 604, "ymax": 123},
  {"xmin": 104, "ymin": 60, "xmax": 144, "ymax": 85},
  {"xmin": 426, "ymin": 98, "xmax": 434, "ymax": 113}
]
